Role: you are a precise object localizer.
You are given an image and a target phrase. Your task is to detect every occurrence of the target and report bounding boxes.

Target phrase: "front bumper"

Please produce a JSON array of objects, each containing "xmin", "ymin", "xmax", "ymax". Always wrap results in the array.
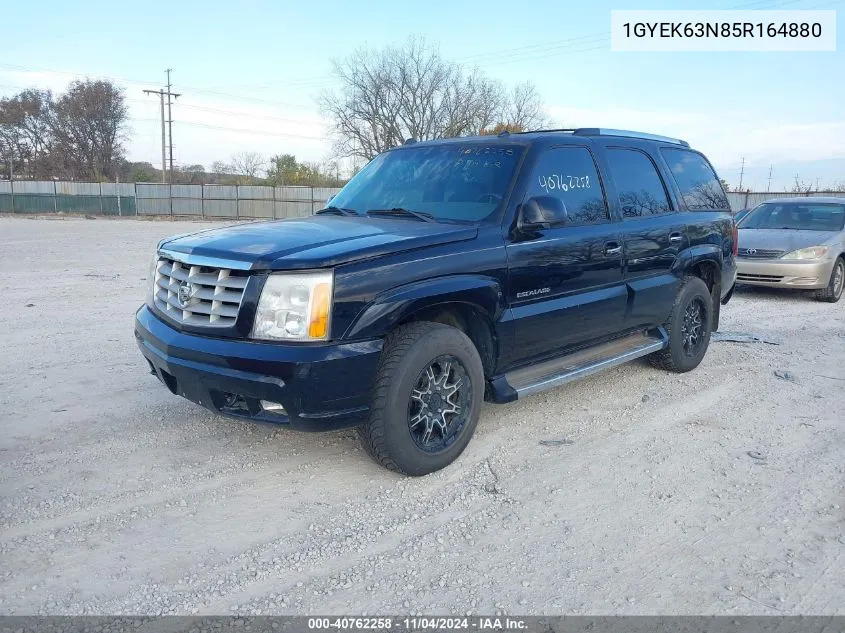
[
  {"xmin": 134, "ymin": 305, "xmax": 383, "ymax": 431},
  {"xmin": 736, "ymin": 258, "xmax": 835, "ymax": 289}
]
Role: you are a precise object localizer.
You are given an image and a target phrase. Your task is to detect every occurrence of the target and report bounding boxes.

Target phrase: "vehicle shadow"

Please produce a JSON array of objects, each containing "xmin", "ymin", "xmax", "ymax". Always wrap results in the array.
[{"xmin": 732, "ymin": 284, "xmax": 816, "ymax": 303}]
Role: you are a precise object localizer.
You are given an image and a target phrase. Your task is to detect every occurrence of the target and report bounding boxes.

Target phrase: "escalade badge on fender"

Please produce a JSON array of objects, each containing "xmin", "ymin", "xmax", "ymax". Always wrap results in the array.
[
  {"xmin": 177, "ymin": 281, "xmax": 195, "ymax": 307},
  {"xmin": 516, "ymin": 287, "xmax": 551, "ymax": 299}
]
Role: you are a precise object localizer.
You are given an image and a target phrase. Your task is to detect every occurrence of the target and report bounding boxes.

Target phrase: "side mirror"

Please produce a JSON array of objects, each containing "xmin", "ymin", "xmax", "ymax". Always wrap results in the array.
[
  {"xmin": 326, "ymin": 194, "xmax": 335, "ymax": 205},
  {"xmin": 520, "ymin": 196, "xmax": 568, "ymax": 228}
]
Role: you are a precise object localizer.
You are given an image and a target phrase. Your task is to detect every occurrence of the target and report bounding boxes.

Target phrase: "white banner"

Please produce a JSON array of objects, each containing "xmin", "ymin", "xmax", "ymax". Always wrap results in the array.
[{"xmin": 611, "ymin": 10, "xmax": 837, "ymax": 52}]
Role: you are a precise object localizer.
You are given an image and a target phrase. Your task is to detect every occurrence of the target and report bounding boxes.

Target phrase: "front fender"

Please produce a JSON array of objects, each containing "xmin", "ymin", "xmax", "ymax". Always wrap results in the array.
[{"xmin": 343, "ymin": 275, "xmax": 505, "ymax": 340}]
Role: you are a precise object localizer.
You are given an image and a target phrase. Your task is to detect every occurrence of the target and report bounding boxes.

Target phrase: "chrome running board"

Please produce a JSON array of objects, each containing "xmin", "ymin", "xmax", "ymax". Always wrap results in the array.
[{"xmin": 505, "ymin": 328, "xmax": 668, "ymax": 398}]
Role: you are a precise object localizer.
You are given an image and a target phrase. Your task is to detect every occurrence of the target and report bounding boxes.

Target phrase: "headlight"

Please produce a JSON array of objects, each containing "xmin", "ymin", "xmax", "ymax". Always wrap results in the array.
[
  {"xmin": 147, "ymin": 250, "xmax": 161, "ymax": 307},
  {"xmin": 781, "ymin": 246, "xmax": 829, "ymax": 260},
  {"xmin": 251, "ymin": 271, "xmax": 333, "ymax": 341}
]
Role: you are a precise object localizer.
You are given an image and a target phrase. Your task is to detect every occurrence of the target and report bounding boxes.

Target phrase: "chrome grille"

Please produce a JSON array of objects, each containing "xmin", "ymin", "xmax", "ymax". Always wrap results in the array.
[
  {"xmin": 154, "ymin": 257, "xmax": 248, "ymax": 327},
  {"xmin": 738, "ymin": 248, "xmax": 784, "ymax": 259}
]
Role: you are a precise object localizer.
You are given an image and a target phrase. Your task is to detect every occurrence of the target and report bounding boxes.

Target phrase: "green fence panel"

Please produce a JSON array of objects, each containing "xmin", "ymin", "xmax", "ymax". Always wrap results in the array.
[
  {"xmin": 56, "ymin": 195, "xmax": 100, "ymax": 213},
  {"xmin": 98, "ymin": 196, "xmax": 137, "ymax": 215},
  {"xmin": 0, "ymin": 193, "xmax": 11, "ymax": 212},
  {"xmin": 119, "ymin": 195, "xmax": 137, "ymax": 215},
  {"xmin": 10, "ymin": 194, "xmax": 55, "ymax": 213}
]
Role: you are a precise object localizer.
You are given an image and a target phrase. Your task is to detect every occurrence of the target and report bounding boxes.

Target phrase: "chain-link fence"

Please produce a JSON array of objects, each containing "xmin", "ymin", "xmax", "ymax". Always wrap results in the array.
[{"xmin": 0, "ymin": 181, "xmax": 342, "ymax": 219}]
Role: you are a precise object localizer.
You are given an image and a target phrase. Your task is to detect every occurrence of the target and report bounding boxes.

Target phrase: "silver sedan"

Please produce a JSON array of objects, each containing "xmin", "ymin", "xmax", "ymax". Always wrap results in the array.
[{"xmin": 736, "ymin": 197, "xmax": 845, "ymax": 302}]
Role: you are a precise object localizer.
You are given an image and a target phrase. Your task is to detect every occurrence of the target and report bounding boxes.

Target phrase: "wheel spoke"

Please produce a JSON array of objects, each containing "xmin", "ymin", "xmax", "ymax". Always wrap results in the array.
[
  {"xmin": 437, "ymin": 360, "xmax": 452, "ymax": 385},
  {"xmin": 421, "ymin": 421, "xmax": 434, "ymax": 444},
  {"xmin": 443, "ymin": 378, "xmax": 462, "ymax": 398},
  {"xmin": 425, "ymin": 365, "xmax": 436, "ymax": 385},
  {"xmin": 409, "ymin": 410, "xmax": 427, "ymax": 429}
]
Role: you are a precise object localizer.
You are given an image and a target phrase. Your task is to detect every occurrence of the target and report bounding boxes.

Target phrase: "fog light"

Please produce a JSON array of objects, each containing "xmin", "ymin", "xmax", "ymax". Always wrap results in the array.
[{"xmin": 260, "ymin": 400, "xmax": 286, "ymax": 414}]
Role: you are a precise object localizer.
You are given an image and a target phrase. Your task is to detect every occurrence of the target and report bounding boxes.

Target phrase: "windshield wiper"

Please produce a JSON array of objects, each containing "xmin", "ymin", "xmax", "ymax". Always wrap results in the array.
[
  {"xmin": 315, "ymin": 206, "xmax": 360, "ymax": 216},
  {"xmin": 366, "ymin": 207, "xmax": 436, "ymax": 222}
]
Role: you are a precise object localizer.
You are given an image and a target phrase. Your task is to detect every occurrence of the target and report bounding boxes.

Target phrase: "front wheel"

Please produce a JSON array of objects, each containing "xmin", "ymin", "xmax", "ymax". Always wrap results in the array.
[
  {"xmin": 815, "ymin": 257, "xmax": 844, "ymax": 303},
  {"xmin": 649, "ymin": 276, "xmax": 713, "ymax": 373},
  {"xmin": 358, "ymin": 322, "xmax": 484, "ymax": 476}
]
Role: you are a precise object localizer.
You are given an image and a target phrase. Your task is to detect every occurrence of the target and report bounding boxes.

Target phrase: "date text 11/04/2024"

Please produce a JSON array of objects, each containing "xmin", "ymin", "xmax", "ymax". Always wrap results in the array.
[{"xmin": 307, "ymin": 617, "xmax": 528, "ymax": 630}]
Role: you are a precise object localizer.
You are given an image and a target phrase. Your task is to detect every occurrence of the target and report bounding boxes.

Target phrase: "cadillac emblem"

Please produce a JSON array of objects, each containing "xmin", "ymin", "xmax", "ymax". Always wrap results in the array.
[{"xmin": 177, "ymin": 281, "xmax": 195, "ymax": 308}]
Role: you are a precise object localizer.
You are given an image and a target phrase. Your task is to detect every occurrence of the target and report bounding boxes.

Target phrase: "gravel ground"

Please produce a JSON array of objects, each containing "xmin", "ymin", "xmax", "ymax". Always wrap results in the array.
[{"xmin": 1, "ymin": 216, "xmax": 843, "ymax": 616}]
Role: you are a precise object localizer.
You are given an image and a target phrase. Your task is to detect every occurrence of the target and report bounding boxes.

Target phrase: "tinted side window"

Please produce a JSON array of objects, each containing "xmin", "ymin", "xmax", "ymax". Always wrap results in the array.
[
  {"xmin": 606, "ymin": 149, "xmax": 672, "ymax": 218},
  {"xmin": 525, "ymin": 147, "xmax": 608, "ymax": 224},
  {"xmin": 662, "ymin": 148, "xmax": 730, "ymax": 210}
]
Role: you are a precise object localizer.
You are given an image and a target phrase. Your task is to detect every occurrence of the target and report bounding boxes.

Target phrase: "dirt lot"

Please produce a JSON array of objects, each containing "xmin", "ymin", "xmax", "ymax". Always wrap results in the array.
[{"xmin": 1, "ymin": 216, "xmax": 843, "ymax": 616}]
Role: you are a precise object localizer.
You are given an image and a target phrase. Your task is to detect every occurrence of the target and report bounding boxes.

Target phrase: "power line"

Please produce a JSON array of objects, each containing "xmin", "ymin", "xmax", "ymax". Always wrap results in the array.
[
  {"xmin": 0, "ymin": 0, "xmax": 827, "ymax": 102},
  {"xmin": 129, "ymin": 117, "xmax": 325, "ymax": 141}
]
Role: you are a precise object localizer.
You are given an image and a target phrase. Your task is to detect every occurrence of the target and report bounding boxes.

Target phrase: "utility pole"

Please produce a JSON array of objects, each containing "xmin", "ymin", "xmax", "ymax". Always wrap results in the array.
[
  {"xmin": 165, "ymin": 69, "xmax": 177, "ymax": 176},
  {"xmin": 143, "ymin": 80, "xmax": 181, "ymax": 183},
  {"xmin": 738, "ymin": 156, "xmax": 746, "ymax": 192},
  {"xmin": 767, "ymin": 165, "xmax": 773, "ymax": 192},
  {"xmin": 143, "ymin": 89, "xmax": 167, "ymax": 182}
]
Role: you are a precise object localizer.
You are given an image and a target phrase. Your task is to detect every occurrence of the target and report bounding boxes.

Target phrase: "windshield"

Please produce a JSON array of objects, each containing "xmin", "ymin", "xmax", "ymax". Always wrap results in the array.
[
  {"xmin": 329, "ymin": 143, "xmax": 524, "ymax": 222},
  {"xmin": 739, "ymin": 202, "xmax": 845, "ymax": 231}
]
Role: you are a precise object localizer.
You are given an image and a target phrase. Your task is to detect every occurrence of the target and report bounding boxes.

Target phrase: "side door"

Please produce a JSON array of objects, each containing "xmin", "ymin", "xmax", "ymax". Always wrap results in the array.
[
  {"xmin": 505, "ymin": 145, "xmax": 627, "ymax": 365},
  {"xmin": 602, "ymin": 146, "xmax": 688, "ymax": 329}
]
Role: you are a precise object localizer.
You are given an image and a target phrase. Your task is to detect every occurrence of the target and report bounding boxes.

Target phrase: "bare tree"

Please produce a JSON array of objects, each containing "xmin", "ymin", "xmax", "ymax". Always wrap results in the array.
[
  {"xmin": 319, "ymin": 37, "xmax": 549, "ymax": 161},
  {"xmin": 230, "ymin": 151, "xmax": 265, "ymax": 184},
  {"xmin": 502, "ymin": 82, "xmax": 548, "ymax": 131},
  {"xmin": 791, "ymin": 175, "xmax": 815, "ymax": 194},
  {"xmin": 49, "ymin": 80, "xmax": 127, "ymax": 180},
  {"xmin": 0, "ymin": 89, "xmax": 53, "ymax": 178}
]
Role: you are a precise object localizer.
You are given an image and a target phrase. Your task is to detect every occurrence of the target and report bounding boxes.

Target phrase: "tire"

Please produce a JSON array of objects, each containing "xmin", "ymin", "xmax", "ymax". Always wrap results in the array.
[
  {"xmin": 357, "ymin": 322, "xmax": 484, "ymax": 476},
  {"xmin": 815, "ymin": 257, "xmax": 844, "ymax": 303},
  {"xmin": 649, "ymin": 276, "xmax": 713, "ymax": 373}
]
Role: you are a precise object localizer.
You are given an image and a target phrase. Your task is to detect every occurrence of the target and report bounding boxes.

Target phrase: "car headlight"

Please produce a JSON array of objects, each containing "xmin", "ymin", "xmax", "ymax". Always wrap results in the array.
[
  {"xmin": 251, "ymin": 271, "xmax": 333, "ymax": 341},
  {"xmin": 147, "ymin": 250, "xmax": 161, "ymax": 307},
  {"xmin": 781, "ymin": 246, "xmax": 829, "ymax": 260}
]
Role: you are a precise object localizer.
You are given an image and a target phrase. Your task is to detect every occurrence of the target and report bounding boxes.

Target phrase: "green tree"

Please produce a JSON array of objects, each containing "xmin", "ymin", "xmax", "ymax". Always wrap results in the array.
[{"xmin": 267, "ymin": 154, "xmax": 320, "ymax": 186}]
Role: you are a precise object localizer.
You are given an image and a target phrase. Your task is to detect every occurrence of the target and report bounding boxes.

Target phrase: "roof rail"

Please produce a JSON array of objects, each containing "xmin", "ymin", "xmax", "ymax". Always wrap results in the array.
[
  {"xmin": 511, "ymin": 128, "xmax": 577, "ymax": 135},
  {"xmin": 573, "ymin": 128, "xmax": 690, "ymax": 147}
]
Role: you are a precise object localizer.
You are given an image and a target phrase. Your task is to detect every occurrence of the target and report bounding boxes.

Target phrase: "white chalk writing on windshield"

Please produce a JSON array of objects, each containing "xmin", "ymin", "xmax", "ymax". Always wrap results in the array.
[{"xmin": 538, "ymin": 174, "xmax": 590, "ymax": 194}]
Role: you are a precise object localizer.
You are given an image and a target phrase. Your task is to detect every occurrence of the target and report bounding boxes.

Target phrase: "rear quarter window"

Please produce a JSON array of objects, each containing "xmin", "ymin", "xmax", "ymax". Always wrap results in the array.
[{"xmin": 661, "ymin": 148, "xmax": 730, "ymax": 211}]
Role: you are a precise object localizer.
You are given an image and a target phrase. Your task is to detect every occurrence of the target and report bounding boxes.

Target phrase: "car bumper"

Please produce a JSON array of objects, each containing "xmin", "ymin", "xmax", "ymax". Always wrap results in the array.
[
  {"xmin": 736, "ymin": 258, "xmax": 835, "ymax": 289},
  {"xmin": 134, "ymin": 305, "xmax": 383, "ymax": 431}
]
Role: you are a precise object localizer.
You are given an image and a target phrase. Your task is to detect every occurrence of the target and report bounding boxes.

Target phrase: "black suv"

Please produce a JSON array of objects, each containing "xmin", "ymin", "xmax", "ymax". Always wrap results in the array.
[{"xmin": 135, "ymin": 128, "xmax": 737, "ymax": 475}]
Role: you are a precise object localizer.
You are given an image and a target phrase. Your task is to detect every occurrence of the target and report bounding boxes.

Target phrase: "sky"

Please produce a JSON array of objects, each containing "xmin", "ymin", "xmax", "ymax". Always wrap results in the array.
[{"xmin": 2, "ymin": 0, "xmax": 843, "ymax": 191}]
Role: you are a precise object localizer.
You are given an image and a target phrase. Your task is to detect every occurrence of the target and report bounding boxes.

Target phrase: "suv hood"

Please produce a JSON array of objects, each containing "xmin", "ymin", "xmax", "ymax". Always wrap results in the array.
[
  {"xmin": 738, "ymin": 228, "xmax": 840, "ymax": 253},
  {"xmin": 159, "ymin": 215, "xmax": 478, "ymax": 270}
]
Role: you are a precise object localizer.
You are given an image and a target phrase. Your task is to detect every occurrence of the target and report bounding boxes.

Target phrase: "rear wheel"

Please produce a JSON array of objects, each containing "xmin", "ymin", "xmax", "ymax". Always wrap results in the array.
[
  {"xmin": 649, "ymin": 276, "xmax": 713, "ymax": 373},
  {"xmin": 815, "ymin": 257, "xmax": 844, "ymax": 303},
  {"xmin": 358, "ymin": 322, "xmax": 484, "ymax": 476}
]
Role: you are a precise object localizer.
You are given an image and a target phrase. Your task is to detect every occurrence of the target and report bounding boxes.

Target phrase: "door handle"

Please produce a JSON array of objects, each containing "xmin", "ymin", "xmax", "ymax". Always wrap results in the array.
[
  {"xmin": 604, "ymin": 241, "xmax": 622, "ymax": 256},
  {"xmin": 669, "ymin": 232, "xmax": 684, "ymax": 243}
]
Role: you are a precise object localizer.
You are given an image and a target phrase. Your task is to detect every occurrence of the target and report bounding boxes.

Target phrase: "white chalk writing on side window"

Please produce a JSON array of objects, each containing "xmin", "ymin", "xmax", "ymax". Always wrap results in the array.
[{"xmin": 538, "ymin": 174, "xmax": 590, "ymax": 194}]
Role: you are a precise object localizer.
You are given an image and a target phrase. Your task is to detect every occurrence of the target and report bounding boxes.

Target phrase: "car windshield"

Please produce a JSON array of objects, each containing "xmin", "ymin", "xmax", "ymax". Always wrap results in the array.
[
  {"xmin": 739, "ymin": 202, "xmax": 845, "ymax": 231},
  {"xmin": 328, "ymin": 143, "xmax": 525, "ymax": 223}
]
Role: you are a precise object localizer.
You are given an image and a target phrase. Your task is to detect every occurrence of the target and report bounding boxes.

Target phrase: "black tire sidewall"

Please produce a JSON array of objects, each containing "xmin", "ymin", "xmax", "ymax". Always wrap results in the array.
[
  {"xmin": 380, "ymin": 326, "xmax": 484, "ymax": 475},
  {"xmin": 667, "ymin": 278, "xmax": 713, "ymax": 372},
  {"xmin": 832, "ymin": 258, "xmax": 844, "ymax": 301}
]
